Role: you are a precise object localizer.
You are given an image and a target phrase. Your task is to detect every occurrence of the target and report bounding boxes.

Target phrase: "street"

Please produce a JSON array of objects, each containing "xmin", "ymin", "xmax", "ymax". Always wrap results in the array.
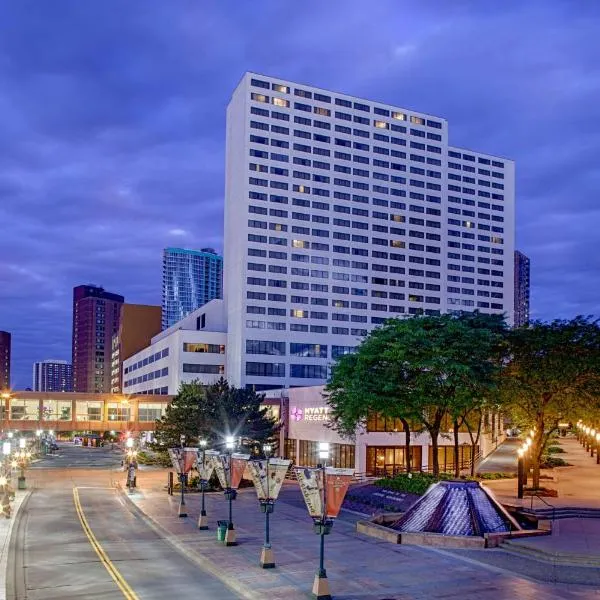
[{"xmin": 7, "ymin": 445, "xmax": 239, "ymax": 599}]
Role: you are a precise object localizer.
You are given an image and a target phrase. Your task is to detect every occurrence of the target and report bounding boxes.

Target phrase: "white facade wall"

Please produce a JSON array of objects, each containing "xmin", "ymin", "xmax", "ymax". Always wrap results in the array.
[
  {"xmin": 225, "ymin": 72, "xmax": 515, "ymax": 391},
  {"xmin": 285, "ymin": 386, "xmax": 504, "ymax": 473},
  {"xmin": 123, "ymin": 301, "xmax": 227, "ymax": 395}
]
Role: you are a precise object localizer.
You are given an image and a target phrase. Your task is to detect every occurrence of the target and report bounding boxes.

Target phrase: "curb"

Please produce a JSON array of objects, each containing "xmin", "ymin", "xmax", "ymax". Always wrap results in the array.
[
  {"xmin": 115, "ymin": 484, "xmax": 260, "ymax": 600},
  {"xmin": 2, "ymin": 490, "xmax": 32, "ymax": 600}
]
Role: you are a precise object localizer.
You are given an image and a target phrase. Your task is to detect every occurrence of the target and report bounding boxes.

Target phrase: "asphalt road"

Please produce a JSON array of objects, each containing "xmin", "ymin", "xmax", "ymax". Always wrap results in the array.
[
  {"xmin": 29, "ymin": 442, "xmax": 123, "ymax": 470},
  {"xmin": 8, "ymin": 450, "xmax": 240, "ymax": 599}
]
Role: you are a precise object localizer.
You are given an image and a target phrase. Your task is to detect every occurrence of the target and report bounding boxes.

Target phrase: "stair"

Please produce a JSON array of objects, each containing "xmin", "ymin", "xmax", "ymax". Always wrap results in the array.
[
  {"xmin": 500, "ymin": 539, "xmax": 600, "ymax": 567},
  {"xmin": 520, "ymin": 506, "xmax": 600, "ymax": 520}
]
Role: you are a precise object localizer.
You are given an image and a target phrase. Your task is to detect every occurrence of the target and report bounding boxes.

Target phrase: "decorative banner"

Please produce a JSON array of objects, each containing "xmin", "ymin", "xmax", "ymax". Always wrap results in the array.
[
  {"xmin": 183, "ymin": 448, "xmax": 197, "ymax": 474},
  {"xmin": 324, "ymin": 467, "xmax": 354, "ymax": 518},
  {"xmin": 168, "ymin": 448, "xmax": 198, "ymax": 475},
  {"xmin": 168, "ymin": 448, "xmax": 182, "ymax": 474},
  {"xmin": 248, "ymin": 458, "xmax": 291, "ymax": 501},
  {"xmin": 214, "ymin": 454, "xmax": 229, "ymax": 489},
  {"xmin": 230, "ymin": 453, "xmax": 251, "ymax": 489},
  {"xmin": 295, "ymin": 467, "xmax": 324, "ymax": 518},
  {"xmin": 215, "ymin": 453, "xmax": 251, "ymax": 489},
  {"xmin": 197, "ymin": 449, "xmax": 219, "ymax": 481}
]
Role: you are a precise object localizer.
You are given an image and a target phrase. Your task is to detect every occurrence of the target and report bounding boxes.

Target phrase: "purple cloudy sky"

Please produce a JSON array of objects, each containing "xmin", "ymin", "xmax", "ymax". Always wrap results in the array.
[{"xmin": 1, "ymin": 0, "xmax": 599, "ymax": 387}]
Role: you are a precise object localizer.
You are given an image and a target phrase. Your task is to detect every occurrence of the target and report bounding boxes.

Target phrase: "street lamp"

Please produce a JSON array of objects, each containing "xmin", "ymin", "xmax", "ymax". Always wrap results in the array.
[
  {"xmin": 517, "ymin": 447, "xmax": 524, "ymax": 499},
  {"xmin": 260, "ymin": 443, "xmax": 275, "ymax": 568},
  {"xmin": 596, "ymin": 433, "xmax": 600, "ymax": 465},
  {"xmin": 312, "ymin": 442, "xmax": 332, "ymax": 599},
  {"xmin": 592, "ymin": 430, "xmax": 597, "ymax": 457},
  {"xmin": 222, "ymin": 435, "xmax": 238, "ymax": 545},
  {"xmin": 19, "ymin": 438, "xmax": 26, "ymax": 450},
  {"xmin": 197, "ymin": 439, "xmax": 209, "ymax": 530}
]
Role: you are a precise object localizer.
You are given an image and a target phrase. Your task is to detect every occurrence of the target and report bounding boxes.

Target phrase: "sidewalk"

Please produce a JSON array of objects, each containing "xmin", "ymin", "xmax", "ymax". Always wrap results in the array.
[
  {"xmin": 122, "ymin": 470, "xmax": 597, "ymax": 599},
  {"xmin": 484, "ymin": 436, "xmax": 600, "ymax": 509},
  {"xmin": 0, "ymin": 489, "xmax": 29, "ymax": 600}
]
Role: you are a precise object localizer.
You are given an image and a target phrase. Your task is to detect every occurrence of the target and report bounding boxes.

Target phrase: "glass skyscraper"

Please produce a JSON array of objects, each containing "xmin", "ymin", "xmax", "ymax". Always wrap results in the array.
[{"xmin": 162, "ymin": 248, "xmax": 223, "ymax": 330}]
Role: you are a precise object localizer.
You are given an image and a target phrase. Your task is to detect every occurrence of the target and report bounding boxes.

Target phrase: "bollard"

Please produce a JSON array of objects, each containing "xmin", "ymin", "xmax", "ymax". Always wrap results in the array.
[{"xmin": 168, "ymin": 471, "xmax": 174, "ymax": 495}]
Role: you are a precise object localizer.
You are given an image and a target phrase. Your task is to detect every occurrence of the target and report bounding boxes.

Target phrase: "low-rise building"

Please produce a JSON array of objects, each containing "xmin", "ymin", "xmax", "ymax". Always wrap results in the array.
[
  {"xmin": 123, "ymin": 300, "xmax": 227, "ymax": 395},
  {"xmin": 270, "ymin": 385, "xmax": 504, "ymax": 475}
]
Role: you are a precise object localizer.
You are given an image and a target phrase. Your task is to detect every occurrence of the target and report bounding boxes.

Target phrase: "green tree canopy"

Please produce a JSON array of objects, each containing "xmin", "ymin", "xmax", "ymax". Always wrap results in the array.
[
  {"xmin": 501, "ymin": 316, "xmax": 600, "ymax": 487},
  {"xmin": 326, "ymin": 312, "xmax": 506, "ymax": 475},
  {"xmin": 153, "ymin": 378, "xmax": 279, "ymax": 454}
]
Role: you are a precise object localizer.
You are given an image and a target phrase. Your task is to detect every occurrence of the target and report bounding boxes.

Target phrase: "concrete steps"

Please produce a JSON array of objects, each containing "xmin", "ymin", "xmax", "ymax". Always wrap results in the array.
[
  {"xmin": 500, "ymin": 538, "xmax": 600, "ymax": 567},
  {"xmin": 520, "ymin": 506, "xmax": 600, "ymax": 520}
]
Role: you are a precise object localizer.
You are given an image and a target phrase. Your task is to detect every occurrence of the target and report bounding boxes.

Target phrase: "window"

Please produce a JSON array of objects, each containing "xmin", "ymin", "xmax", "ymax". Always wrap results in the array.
[
  {"xmin": 183, "ymin": 343, "xmax": 224, "ymax": 354},
  {"xmin": 290, "ymin": 364, "xmax": 328, "ymax": 379},
  {"xmin": 245, "ymin": 362, "xmax": 285, "ymax": 377},
  {"xmin": 246, "ymin": 340, "xmax": 286, "ymax": 355},
  {"xmin": 250, "ymin": 92, "xmax": 269, "ymax": 103},
  {"xmin": 183, "ymin": 364, "xmax": 224, "ymax": 374},
  {"xmin": 290, "ymin": 343, "xmax": 327, "ymax": 358}
]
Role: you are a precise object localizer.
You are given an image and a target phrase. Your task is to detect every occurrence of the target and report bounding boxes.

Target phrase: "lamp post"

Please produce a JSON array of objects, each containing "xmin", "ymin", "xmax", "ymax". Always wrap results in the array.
[
  {"xmin": 592, "ymin": 430, "xmax": 597, "ymax": 457},
  {"xmin": 198, "ymin": 439, "xmax": 209, "ymax": 530},
  {"xmin": 179, "ymin": 435, "xmax": 187, "ymax": 517},
  {"xmin": 313, "ymin": 441, "xmax": 332, "ymax": 600},
  {"xmin": 517, "ymin": 447, "xmax": 524, "ymax": 499},
  {"xmin": 260, "ymin": 443, "xmax": 275, "ymax": 568},
  {"xmin": 224, "ymin": 435, "xmax": 237, "ymax": 545},
  {"xmin": 522, "ymin": 439, "xmax": 530, "ymax": 486}
]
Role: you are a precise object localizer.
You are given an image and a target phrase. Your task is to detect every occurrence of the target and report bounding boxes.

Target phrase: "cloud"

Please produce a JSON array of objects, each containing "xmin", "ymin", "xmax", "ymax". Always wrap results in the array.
[{"xmin": 0, "ymin": 0, "xmax": 598, "ymax": 384}]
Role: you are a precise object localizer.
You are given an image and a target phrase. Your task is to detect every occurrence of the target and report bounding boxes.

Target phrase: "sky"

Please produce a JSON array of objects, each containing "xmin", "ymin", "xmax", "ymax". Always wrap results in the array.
[{"xmin": 0, "ymin": 0, "xmax": 599, "ymax": 388}]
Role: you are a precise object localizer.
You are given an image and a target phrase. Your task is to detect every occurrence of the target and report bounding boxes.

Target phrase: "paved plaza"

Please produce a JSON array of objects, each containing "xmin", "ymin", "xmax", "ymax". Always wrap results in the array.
[{"xmin": 123, "ymin": 467, "xmax": 600, "ymax": 599}]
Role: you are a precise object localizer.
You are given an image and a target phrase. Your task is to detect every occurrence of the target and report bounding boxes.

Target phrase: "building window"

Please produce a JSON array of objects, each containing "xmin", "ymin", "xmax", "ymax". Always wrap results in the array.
[
  {"xmin": 182, "ymin": 364, "xmax": 224, "ymax": 374},
  {"xmin": 245, "ymin": 362, "xmax": 286, "ymax": 377},
  {"xmin": 107, "ymin": 403, "xmax": 131, "ymax": 422},
  {"xmin": 138, "ymin": 402, "xmax": 167, "ymax": 422},
  {"xmin": 289, "ymin": 343, "xmax": 327, "ymax": 358},
  {"xmin": 290, "ymin": 364, "xmax": 328, "ymax": 379},
  {"xmin": 428, "ymin": 445, "xmax": 478, "ymax": 473},
  {"xmin": 246, "ymin": 340, "xmax": 286, "ymax": 355},
  {"xmin": 366, "ymin": 446, "xmax": 423, "ymax": 477},
  {"xmin": 183, "ymin": 343, "xmax": 225, "ymax": 354},
  {"xmin": 297, "ymin": 440, "xmax": 355, "ymax": 469},
  {"xmin": 76, "ymin": 401, "xmax": 103, "ymax": 422}
]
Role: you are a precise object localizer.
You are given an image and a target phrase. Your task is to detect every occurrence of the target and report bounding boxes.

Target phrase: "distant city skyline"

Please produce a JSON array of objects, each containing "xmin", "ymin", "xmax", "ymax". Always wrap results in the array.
[
  {"xmin": 1, "ymin": 2, "xmax": 598, "ymax": 385},
  {"xmin": 32, "ymin": 359, "xmax": 73, "ymax": 392}
]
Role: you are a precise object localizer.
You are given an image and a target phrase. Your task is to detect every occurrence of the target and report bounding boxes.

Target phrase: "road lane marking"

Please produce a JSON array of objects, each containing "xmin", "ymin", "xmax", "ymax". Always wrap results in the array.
[{"xmin": 72, "ymin": 488, "xmax": 140, "ymax": 600}]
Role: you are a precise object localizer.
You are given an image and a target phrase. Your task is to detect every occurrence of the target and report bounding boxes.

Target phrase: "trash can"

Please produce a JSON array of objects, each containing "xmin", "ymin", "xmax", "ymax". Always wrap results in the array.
[{"xmin": 217, "ymin": 520, "xmax": 228, "ymax": 542}]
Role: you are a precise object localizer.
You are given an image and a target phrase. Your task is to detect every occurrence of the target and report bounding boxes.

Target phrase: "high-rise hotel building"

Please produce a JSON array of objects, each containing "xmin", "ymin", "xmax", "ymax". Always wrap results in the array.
[{"xmin": 225, "ymin": 73, "xmax": 515, "ymax": 390}]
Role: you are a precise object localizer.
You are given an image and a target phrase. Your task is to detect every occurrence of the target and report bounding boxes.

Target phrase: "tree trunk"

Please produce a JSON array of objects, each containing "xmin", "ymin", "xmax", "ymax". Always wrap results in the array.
[
  {"xmin": 429, "ymin": 423, "xmax": 441, "ymax": 476},
  {"xmin": 401, "ymin": 418, "xmax": 412, "ymax": 473},
  {"xmin": 531, "ymin": 413, "xmax": 545, "ymax": 489},
  {"xmin": 464, "ymin": 408, "xmax": 483, "ymax": 477},
  {"xmin": 453, "ymin": 418, "xmax": 460, "ymax": 477}
]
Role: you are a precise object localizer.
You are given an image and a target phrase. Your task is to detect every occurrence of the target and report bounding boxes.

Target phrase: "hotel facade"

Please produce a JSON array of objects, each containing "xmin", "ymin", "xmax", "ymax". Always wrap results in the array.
[{"xmin": 224, "ymin": 73, "xmax": 515, "ymax": 391}]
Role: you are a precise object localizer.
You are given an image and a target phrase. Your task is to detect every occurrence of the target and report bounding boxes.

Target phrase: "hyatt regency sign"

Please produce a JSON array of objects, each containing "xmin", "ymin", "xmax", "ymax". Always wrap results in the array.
[{"xmin": 291, "ymin": 406, "xmax": 330, "ymax": 422}]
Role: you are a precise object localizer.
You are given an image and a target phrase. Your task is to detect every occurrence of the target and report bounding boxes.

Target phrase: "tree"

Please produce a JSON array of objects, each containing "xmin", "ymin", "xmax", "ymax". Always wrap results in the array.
[
  {"xmin": 153, "ymin": 381, "xmax": 213, "ymax": 448},
  {"xmin": 152, "ymin": 378, "xmax": 279, "ymax": 454},
  {"xmin": 327, "ymin": 312, "xmax": 506, "ymax": 476},
  {"xmin": 501, "ymin": 317, "xmax": 600, "ymax": 488}
]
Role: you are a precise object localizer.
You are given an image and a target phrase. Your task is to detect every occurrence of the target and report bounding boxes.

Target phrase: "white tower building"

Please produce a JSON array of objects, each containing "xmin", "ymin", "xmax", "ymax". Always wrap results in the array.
[{"xmin": 224, "ymin": 72, "xmax": 515, "ymax": 390}]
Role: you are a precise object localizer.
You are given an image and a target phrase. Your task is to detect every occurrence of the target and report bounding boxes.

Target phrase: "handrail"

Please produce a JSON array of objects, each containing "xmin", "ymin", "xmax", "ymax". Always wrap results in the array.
[{"xmin": 529, "ymin": 492, "xmax": 556, "ymax": 521}]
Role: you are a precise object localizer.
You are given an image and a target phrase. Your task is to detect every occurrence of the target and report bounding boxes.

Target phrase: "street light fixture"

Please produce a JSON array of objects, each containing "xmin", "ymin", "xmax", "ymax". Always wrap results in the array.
[
  {"xmin": 197, "ymin": 439, "xmax": 209, "ymax": 530},
  {"xmin": 223, "ymin": 435, "xmax": 237, "ymax": 544},
  {"xmin": 312, "ymin": 442, "xmax": 333, "ymax": 599},
  {"xmin": 260, "ymin": 443, "xmax": 275, "ymax": 568},
  {"xmin": 517, "ymin": 447, "xmax": 524, "ymax": 499}
]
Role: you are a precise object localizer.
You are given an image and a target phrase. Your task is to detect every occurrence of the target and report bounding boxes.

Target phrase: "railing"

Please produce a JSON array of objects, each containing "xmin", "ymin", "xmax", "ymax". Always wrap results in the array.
[
  {"xmin": 369, "ymin": 453, "xmax": 481, "ymax": 479},
  {"xmin": 529, "ymin": 492, "xmax": 556, "ymax": 521}
]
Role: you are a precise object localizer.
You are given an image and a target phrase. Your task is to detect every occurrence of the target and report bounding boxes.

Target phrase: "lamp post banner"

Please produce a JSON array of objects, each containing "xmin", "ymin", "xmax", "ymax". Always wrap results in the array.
[
  {"xmin": 168, "ymin": 448, "xmax": 183, "ymax": 474},
  {"xmin": 295, "ymin": 467, "xmax": 324, "ymax": 518},
  {"xmin": 215, "ymin": 454, "xmax": 229, "ymax": 489},
  {"xmin": 182, "ymin": 448, "xmax": 197, "ymax": 474},
  {"xmin": 248, "ymin": 458, "xmax": 291, "ymax": 501},
  {"xmin": 324, "ymin": 468, "xmax": 354, "ymax": 518},
  {"xmin": 197, "ymin": 449, "xmax": 219, "ymax": 481},
  {"xmin": 230, "ymin": 453, "xmax": 251, "ymax": 489}
]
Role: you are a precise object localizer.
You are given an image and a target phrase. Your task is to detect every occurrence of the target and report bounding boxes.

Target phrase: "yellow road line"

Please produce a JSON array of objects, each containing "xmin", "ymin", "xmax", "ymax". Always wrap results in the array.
[{"xmin": 73, "ymin": 487, "xmax": 140, "ymax": 600}]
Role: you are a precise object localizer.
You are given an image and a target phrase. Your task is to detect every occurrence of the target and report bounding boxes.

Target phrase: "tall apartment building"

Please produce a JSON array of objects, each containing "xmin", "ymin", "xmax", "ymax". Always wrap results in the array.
[
  {"xmin": 514, "ymin": 250, "xmax": 530, "ymax": 327},
  {"xmin": 225, "ymin": 73, "xmax": 515, "ymax": 390},
  {"xmin": 110, "ymin": 303, "xmax": 162, "ymax": 393},
  {"xmin": 162, "ymin": 248, "xmax": 223, "ymax": 330},
  {"xmin": 72, "ymin": 285, "xmax": 124, "ymax": 393},
  {"xmin": 33, "ymin": 360, "xmax": 73, "ymax": 392},
  {"xmin": 0, "ymin": 331, "xmax": 10, "ymax": 391}
]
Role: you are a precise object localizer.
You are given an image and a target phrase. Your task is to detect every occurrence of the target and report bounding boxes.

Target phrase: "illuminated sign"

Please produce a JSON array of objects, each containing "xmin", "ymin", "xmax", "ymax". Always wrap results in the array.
[{"xmin": 291, "ymin": 406, "xmax": 330, "ymax": 422}]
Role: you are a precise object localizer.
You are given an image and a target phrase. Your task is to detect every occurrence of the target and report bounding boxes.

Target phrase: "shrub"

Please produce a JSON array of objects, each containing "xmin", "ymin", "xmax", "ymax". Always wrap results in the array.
[
  {"xmin": 546, "ymin": 446, "xmax": 565, "ymax": 454},
  {"xmin": 540, "ymin": 455, "xmax": 570, "ymax": 468}
]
